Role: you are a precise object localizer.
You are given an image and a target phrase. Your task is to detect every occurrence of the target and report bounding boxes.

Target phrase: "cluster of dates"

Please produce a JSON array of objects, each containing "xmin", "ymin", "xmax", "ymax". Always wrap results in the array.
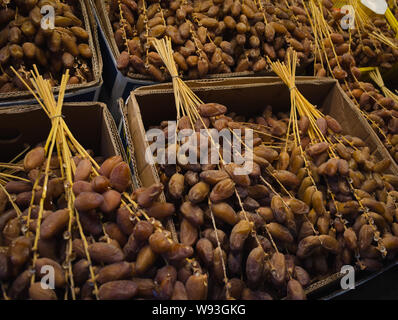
[
  {"xmin": 0, "ymin": 145, "xmax": 209, "ymax": 300},
  {"xmin": 309, "ymin": 0, "xmax": 398, "ymax": 169},
  {"xmin": 109, "ymin": 0, "xmax": 314, "ymax": 81},
  {"xmin": 342, "ymin": 81, "xmax": 398, "ymax": 165},
  {"xmin": 151, "ymin": 101, "xmax": 398, "ymax": 299},
  {"xmin": 314, "ymin": 0, "xmax": 398, "ymax": 80},
  {"xmin": 0, "ymin": 0, "xmax": 94, "ymax": 93}
]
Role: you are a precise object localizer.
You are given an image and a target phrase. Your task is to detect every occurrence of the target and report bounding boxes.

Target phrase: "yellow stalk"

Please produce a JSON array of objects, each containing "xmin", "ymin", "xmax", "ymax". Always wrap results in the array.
[{"xmin": 370, "ymin": 67, "xmax": 398, "ymax": 104}]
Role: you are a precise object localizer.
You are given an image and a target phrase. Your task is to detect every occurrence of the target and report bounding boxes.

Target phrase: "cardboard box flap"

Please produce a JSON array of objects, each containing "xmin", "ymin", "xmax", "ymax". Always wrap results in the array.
[
  {"xmin": 121, "ymin": 95, "xmax": 178, "ymax": 242},
  {"xmin": 93, "ymin": 0, "xmax": 310, "ymax": 83},
  {"xmin": 119, "ymin": 98, "xmax": 142, "ymax": 189},
  {"xmin": 131, "ymin": 78, "xmax": 336, "ymax": 127},
  {"xmin": 133, "ymin": 76, "xmax": 330, "ymax": 94},
  {"xmin": 124, "ymin": 94, "xmax": 163, "ymax": 189},
  {"xmin": 129, "ymin": 76, "xmax": 397, "ymax": 175},
  {"xmin": 0, "ymin": 102, "xmax": 123, "ymax": 162}
]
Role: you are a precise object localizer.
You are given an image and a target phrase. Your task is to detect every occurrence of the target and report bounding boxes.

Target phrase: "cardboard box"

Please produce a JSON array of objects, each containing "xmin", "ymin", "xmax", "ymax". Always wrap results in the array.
[
  {"xmin": 0, "ymin": 0, "xmax": 103, "ymax": 107},
  {"xmin": 0, "ymin": 102, "xmax": 125, "ymax": 163},
  {"xmin": 92, "ymin": 0, "xmax": 309, "ymax": 120},
  {"xmin": 122, "ymin": 76, "xmax": 398, "ymax": 175},
  {"xmin": 119, "ymin": 76, "xmax": 398, "ymax": 299}
]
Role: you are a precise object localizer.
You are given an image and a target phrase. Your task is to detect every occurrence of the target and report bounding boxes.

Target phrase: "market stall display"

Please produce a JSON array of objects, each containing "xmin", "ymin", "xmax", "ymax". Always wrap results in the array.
[
  {"xmin": 0, "ymin": 0, "xmax": 398, "ymax": 301},
  {"xmin": 307, "ymin": 0, "xmax": 398, "ymax": 79},
  {"xmin": 98, "ymin": 0, "xmax": 315, "ymax": 81},
  {"xmin": 292, "ymin": 0, "xmax": 398, "ymax": 171},
  {"xmin": 92, "ymin": 0, "xmax": 398, "ymax": 81},
  {"xmin": 120, "ymin": 41, "xmax": 398, "ymax": 300}
]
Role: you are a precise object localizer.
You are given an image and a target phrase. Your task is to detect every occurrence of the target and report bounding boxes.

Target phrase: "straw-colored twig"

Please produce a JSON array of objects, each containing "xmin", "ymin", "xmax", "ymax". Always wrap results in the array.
[
  {"xmin": 268, "ymin": 50, "xmax": 386, "ymax": 259},
  {"xmin": 151, "ymin": 37, "xmax": 301, "ymax": 298},
  {"xmin": 370, "ymin": 67, "xmax": 398, "ymax": 104}
]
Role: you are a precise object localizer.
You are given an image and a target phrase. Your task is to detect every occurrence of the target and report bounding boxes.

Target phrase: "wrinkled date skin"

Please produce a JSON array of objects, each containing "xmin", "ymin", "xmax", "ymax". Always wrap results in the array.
[
  {"xmin": 111, "ymin": 0, "xmax": 314, "ymax": 80},
  {"xmin": 0, "ymin": 1, "xmax": 94, "ymax": 93},
  {"xmin": 144, "ymin": 96, "xmax": 398, "ymax": 301}
]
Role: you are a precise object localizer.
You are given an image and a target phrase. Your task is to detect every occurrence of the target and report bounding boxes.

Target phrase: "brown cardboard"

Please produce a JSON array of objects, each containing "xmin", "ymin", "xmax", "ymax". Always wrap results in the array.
[
  {"xmin": 85, "ymin": 0, "xmax": 103, "ymax": 87},
  {"xmin": 121, "ymin": 76, "xmax": 398, "ymax": 298},
  {"xmin": 125, "ymin": 76, "xmax": 398, "ymax": 176},
  {"xmin": 0, "ymin": 102, "xmax": 124, "ymax": 162},
  {"xmin": 132, "ymin": 76, "xmax": 317, "ymax": 93},
  {"xmin": 118, "ymin": 98, "xmax": 142, "ymax": 189},
  {"xmin": 0, "ymin": 0, "xmax": 103, "ymax": 103}
]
